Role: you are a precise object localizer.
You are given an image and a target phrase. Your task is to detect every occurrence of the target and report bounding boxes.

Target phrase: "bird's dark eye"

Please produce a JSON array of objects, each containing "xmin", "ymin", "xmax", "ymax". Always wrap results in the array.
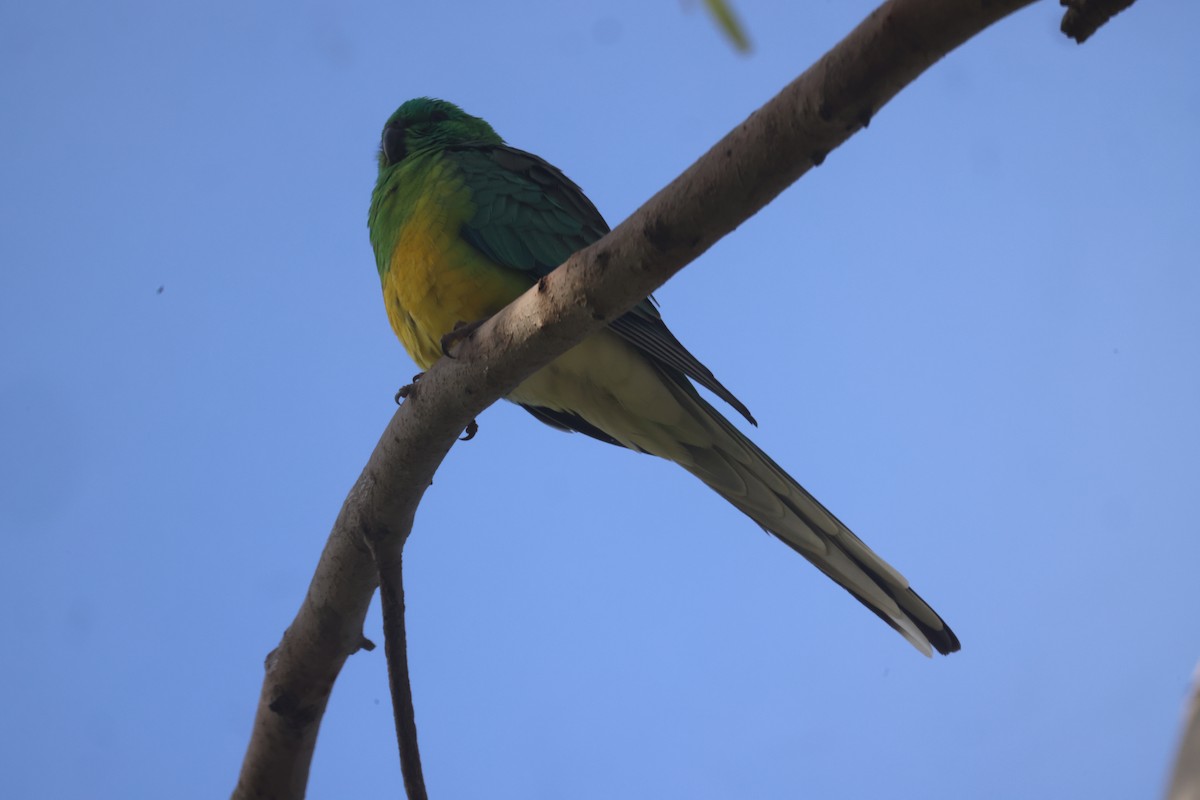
[
  {"xmin": 429, "ymin": 109, "xmax": 449, "ymax": 123},
  {"xmin": 382, "ymin": 122, "xmax": 407, "ymax": 164}
]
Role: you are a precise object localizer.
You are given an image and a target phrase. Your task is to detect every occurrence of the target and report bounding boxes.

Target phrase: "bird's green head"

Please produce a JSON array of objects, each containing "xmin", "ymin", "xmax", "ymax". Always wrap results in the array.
[{"xmin": 377, "ymin": 98, "xmax": 502, "ymax": 171}]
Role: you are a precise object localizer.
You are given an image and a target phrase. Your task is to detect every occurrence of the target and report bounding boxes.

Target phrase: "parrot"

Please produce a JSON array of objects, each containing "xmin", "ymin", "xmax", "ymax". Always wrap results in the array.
[{"xmin": 368, "ymin": 97, "xmax": 959, "ymax": 656}]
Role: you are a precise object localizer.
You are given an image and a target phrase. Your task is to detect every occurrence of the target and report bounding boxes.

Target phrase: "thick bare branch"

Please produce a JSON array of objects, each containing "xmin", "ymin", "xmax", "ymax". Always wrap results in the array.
[
  {"xmin": 232, "ymin": 484, "xmax": 380, "ymax": 798},
  {"xmin": 231, "ymin": 0, "xmax": 1093, "ymax": 796}
]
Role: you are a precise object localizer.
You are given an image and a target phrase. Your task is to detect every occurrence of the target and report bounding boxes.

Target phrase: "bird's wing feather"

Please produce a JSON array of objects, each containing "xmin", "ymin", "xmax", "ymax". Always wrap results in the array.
[
  {"xmin": 447, "ymin": 143, "xmax": 755, "ymax": 426},
  {"xmin": 517, "ymin": 403, "xmax": 627, "ymax": 449}
]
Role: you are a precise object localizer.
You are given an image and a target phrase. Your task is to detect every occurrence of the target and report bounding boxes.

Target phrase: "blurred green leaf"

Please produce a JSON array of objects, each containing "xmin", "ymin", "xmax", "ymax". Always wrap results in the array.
[{"xmin": 703, "ymin": 0, "xmax": 752, "ymax": 53}]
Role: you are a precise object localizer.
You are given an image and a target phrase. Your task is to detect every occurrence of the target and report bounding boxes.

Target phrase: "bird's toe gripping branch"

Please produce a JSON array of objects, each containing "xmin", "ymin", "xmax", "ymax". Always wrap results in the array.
[
  {"xmin": 440, "ymin": 319, "xmax": 488, "ymax": 439},
  {"xmin": 392, "ymin": 371, "xmax": 480, "ymax": 441},
  {"xmin": 440, "ymin": 318, "xmax": 488, "ymax": 359},
  {"xmin": 394, "ymin": 372, "xmax": 425, "ymax": 404}
]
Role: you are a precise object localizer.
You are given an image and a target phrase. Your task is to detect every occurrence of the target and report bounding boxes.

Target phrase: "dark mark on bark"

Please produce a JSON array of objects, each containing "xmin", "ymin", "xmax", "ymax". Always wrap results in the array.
[
  {"xmin": 268, "ymin": 691, "xmax": 319, "ymax": 728},
  {"xmin": 858, "ymin": 108, "xmax": 873, "ymax": 129},
  {"xmin": 268, "ymin": 691, "xmax": 297, "ymax": 715},
  {"xmin": 537, "ymin": 275, "xmax": 549, "ymax": 293},
  {"xmin": 818, "ymin": 101, "xmax": 833, "ymax": 121},
  {"xmin": 644, "ymin": 217, "xmax": 672, "ymax": 252},
  {"xmin": 810, "ymin": 150, "xmax": 828, "ymax": 166}
]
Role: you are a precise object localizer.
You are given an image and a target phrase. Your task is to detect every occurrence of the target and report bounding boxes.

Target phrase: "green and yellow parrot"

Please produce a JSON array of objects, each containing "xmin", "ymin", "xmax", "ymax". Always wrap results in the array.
[{"xmin": 368, "ymin": 97, "xmax": 959, "ymax": 656}]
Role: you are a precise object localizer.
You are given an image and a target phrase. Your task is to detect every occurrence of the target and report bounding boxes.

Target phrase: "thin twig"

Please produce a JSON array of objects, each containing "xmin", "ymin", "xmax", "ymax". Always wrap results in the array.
[
  {"xmin": 1060, "ymin": 0, "xmax": 1137, "ymax": 43},
  {"xmin": 371, "ymin": 537, "xmax": 429, "ymax": 799}
]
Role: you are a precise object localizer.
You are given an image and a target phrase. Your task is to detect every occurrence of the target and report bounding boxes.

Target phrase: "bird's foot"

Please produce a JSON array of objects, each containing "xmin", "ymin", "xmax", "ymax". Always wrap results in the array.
[
  {"xmin": 394, "ymin": 372, "xmax": 425, "ymax": 404},
  {"xmin": 460, "ymin": 419, "xmax": 479, "ymax": 442},
  {"xmin": 440, "ymin": 318, "xmax": 488, "ymax": 359}
]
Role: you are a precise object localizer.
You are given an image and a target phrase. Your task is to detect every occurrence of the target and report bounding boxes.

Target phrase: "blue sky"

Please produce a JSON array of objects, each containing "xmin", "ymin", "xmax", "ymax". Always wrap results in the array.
[{"xmin": 2, "ymin": 1, "xmax": 1198, "ymax": 797}]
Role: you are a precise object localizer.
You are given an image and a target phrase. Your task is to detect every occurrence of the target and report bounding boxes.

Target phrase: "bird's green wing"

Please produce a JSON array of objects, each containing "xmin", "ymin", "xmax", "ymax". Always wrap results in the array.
[{"xmin": 447, "ymin": 143, "xmax": 756, "ymax": 430}]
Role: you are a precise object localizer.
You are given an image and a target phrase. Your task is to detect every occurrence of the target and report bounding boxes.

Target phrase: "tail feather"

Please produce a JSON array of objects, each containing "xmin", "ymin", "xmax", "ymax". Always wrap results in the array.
[
  {"xmin": 664, "ymin": 379, "xmax": 960, "ymax": 656},
  {"xmin": 506, "ymin": 331, "xmax": 959, "ymax": 655}
]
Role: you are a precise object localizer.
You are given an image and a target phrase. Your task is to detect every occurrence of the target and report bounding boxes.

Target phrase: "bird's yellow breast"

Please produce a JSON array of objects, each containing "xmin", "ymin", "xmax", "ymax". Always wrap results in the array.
[{"xmin": 381, "ymin": 166, "xmax": 530, "ymax": 370}]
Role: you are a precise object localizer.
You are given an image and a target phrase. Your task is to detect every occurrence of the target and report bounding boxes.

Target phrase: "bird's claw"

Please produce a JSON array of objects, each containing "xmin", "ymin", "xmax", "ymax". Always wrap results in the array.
[
  {"xmin": 459, "ymin": 419, "xmax": 479, "ymax": 441},
  {"xmin": 440, "ymin": 318, "xmax": 487, "ymax": 359},
  {"xmin": 395, "ymin": 372, "xmax": 425, "ymax": 404}
]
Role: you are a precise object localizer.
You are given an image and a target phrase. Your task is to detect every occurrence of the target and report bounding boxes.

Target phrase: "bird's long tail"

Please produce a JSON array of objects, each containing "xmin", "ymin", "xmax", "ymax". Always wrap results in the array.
[{"xmin": 661, "ymin": 378, "xmax": 960, "ymax": 657}]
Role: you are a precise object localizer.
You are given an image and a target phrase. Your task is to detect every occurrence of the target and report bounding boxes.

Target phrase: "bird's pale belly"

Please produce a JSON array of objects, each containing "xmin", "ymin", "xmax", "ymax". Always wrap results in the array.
[{"xmin": 506, "ymin": 330, "xmax": 718, "ymax": 461}]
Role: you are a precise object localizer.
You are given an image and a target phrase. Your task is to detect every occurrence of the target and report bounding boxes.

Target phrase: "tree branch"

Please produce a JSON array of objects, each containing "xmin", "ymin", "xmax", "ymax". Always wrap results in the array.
[
  {"xmin": 1167, "ymin": 661, "xmax": 1200, "ymax": 800},
  {"xmin": 1060, "ymin": 0, "xmax": 1137, "ymax": 44},
  {"xmin": 370, "ymin": 535, "xmax": 428, "ymax": 799},
  {"xmin": 229, "ymin": 0, "xmax": 1141, "ymax": 795},
  {"xmin": 232, "ymin": 481, "xmax": 380, "ymax": 799}
]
